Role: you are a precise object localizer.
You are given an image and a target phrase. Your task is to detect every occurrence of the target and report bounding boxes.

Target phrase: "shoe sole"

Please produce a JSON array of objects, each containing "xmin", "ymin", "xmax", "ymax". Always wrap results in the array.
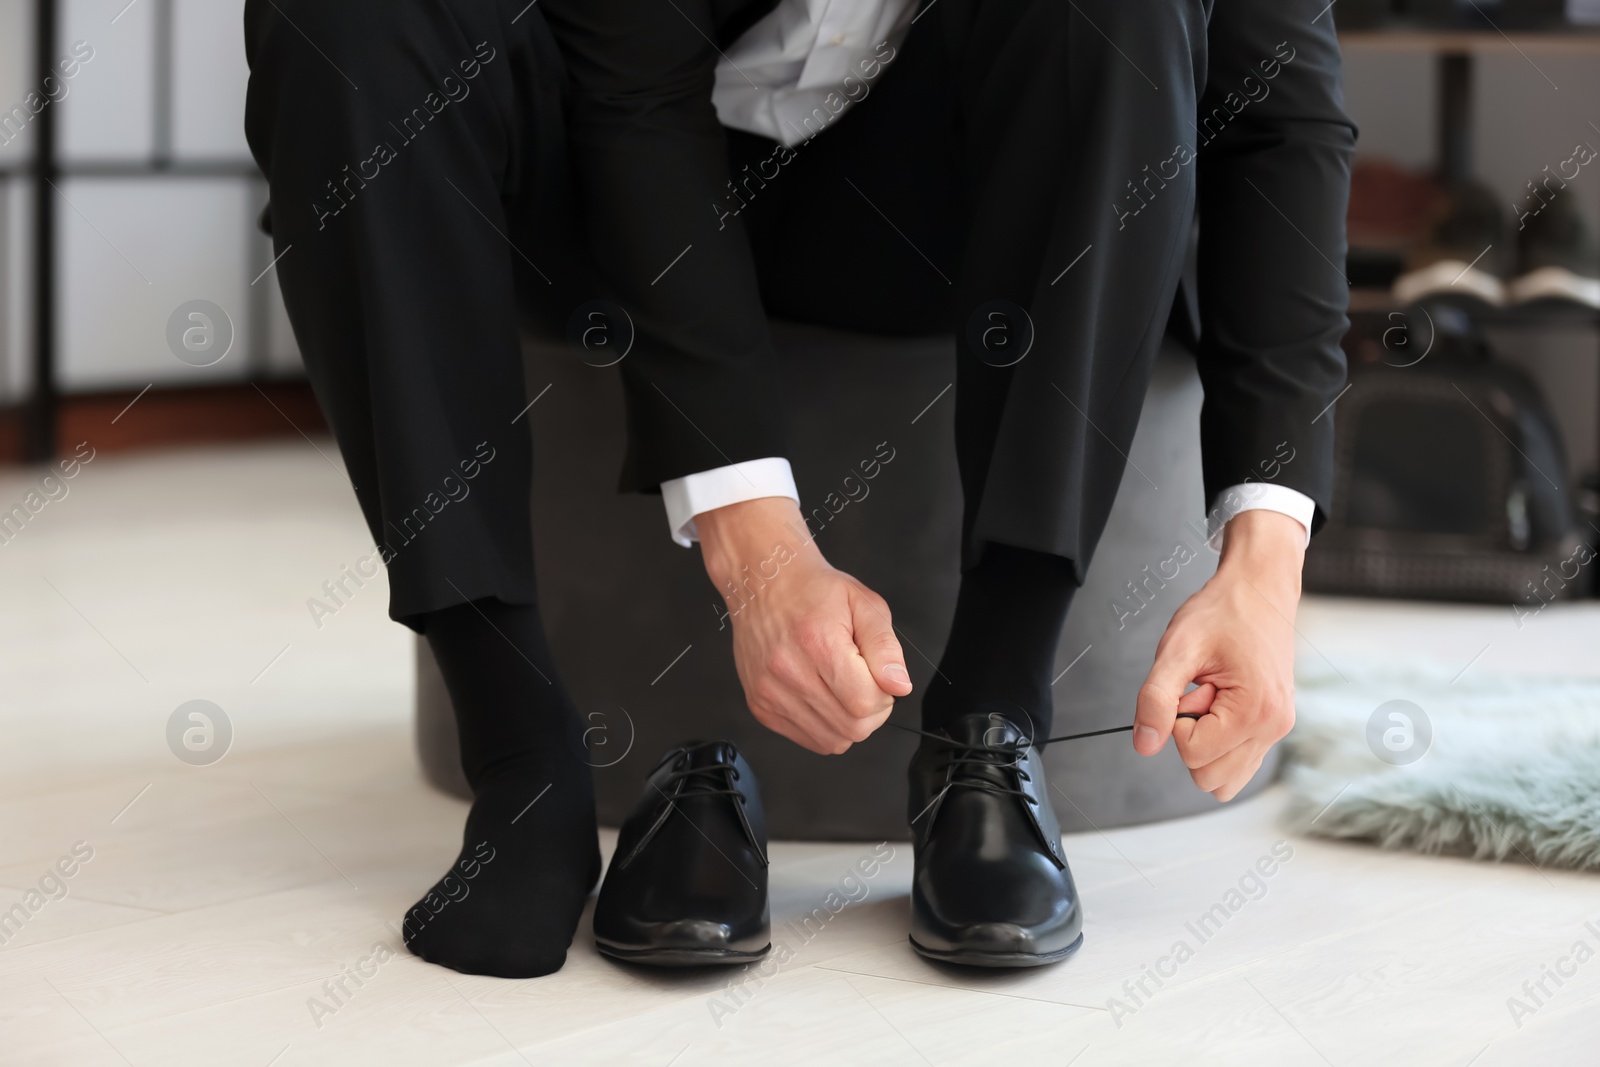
[
  {"xmin": 909, "ymin": 931, "xmax": 1084, "ymax": 968},
  {"xmin": 595, "ymin": 939, "xmax": 771, "ymax": 968}
]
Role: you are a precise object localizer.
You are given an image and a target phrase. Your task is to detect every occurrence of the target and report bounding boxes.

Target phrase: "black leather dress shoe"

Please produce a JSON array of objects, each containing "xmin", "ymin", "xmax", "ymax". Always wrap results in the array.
[
  {"xmin": 593, "ymin": 740, "xmax": 770, "ymax": 966},
  {"xmin": 907, "ymin": 710, "xmax": 1083, "ymax": 967}
]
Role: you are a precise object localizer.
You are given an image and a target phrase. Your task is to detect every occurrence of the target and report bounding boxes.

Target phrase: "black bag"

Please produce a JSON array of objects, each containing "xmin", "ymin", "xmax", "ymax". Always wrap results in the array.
[{"xmin": 1305, "ymin": 302, "xmax": 1585, "ymax": 605}]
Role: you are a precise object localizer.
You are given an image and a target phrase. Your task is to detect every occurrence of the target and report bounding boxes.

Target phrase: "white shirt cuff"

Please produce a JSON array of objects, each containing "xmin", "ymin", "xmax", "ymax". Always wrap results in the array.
[
  {"xmin": 1207, "ymin": 483, "xmax": 1316, "ymax": 551},
  {"xmin": 661, "ymin": 458, "xmax": 800, "ymax": 547}
]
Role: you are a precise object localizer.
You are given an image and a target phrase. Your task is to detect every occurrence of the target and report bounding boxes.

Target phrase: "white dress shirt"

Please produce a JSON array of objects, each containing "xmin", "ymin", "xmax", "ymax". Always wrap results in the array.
[
  {"xmin": 665, "ymin": 0, "xmax": 1318, "ymax": 549},
  {"xmin": 711, "ymin": 0, "xmax": 921, "ymax": 147}
]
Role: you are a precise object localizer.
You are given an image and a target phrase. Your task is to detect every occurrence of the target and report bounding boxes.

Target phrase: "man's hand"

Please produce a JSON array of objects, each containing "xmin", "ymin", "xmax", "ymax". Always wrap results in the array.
[
  {"xmin": 697, "ymin": 497, "xmax": 913, "ymax": 754},
  {"xmin": 1132, "ymin": 509, "xmax": 1305, "ymax": 801}
]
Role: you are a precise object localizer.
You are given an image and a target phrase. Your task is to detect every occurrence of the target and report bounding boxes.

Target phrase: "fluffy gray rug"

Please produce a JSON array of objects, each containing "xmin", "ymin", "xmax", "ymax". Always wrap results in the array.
[{"xmin": 1282, "ymin": 664, "xmax": 1600, "ymax": 871}]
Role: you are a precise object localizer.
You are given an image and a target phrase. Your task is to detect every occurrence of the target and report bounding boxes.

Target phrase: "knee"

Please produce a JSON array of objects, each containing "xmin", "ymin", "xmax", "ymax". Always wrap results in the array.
[
  {"xmin": 246, "ymin": 0, "xmax": 508, "ymax": 174},
  {"xmin": 248, "ymin": 0, "xmax": 485, "ymax": 91}
]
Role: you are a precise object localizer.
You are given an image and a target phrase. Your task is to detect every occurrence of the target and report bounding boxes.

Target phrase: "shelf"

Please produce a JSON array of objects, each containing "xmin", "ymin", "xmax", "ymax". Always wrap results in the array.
[
  {"xmin": 1349, "ymin": 287, "xmax": 1600, "ymax": 326},
  {"xmin": 1339, "ymin": 28, "xmax": 1600, "ymax": 54}
]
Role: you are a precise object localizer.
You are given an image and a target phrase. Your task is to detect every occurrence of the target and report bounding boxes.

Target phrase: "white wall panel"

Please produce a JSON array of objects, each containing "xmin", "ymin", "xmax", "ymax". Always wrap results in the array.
[
  {"xmin": 57, "ymin": 177, "xmax": 253, "ymax": 390},
  {"xmin": 58, "ymin": 0, "xmax": 156, "ymax": 162},
  {"xmin": 0, "ymin": 0, "xmax": 39, "ymax": 167},
  {"xmin": 1, "ymin": 178, "xmax": 35, "ymax": 402},
  {"xmin": 173, "ymin": 0, "xmax": 250, "ymax": 160},
  {"xmin": 1473, "ymin": 53, "xmax": 1600, "ymax": 237},
  {"xmin": 1338, "ymin": 50, "xmax": 1436, "ymax": 171}
]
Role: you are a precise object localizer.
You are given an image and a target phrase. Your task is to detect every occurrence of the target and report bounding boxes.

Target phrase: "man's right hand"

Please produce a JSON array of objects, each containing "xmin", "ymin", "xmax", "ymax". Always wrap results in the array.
[{"xmin": 696, "ymin": 497, "xmax": 913, "ymax": 754}]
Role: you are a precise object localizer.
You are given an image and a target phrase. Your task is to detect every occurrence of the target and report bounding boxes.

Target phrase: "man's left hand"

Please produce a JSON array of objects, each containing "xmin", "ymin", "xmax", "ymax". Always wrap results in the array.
[{"xmin": 1131, "ymin": 509, "xmax": 1305, "ymax": 801}]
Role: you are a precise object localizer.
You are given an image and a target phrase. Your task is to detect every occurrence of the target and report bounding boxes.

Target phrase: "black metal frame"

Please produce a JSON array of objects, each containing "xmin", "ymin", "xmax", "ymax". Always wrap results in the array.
[{"xmin": 29, "ymin": 0, "xmax": 57, "ymax": 462}]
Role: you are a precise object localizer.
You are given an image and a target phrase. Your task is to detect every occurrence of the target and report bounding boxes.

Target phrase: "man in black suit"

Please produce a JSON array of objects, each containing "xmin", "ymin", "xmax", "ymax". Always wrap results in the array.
[{"xmin": 245, "ymin": 0, "xmax": 1351, "ymax": 976}]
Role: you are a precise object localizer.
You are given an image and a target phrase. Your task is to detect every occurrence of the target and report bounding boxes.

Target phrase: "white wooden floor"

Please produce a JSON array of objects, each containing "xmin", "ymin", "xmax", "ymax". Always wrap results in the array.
[{"xmin": 2, "ymin": 442, "xmax": 1597, "ymax": 1066}]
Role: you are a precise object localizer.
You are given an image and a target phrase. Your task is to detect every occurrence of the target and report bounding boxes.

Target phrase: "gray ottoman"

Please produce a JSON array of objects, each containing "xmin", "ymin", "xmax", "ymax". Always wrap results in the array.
[{"xmin": 416, "ymin": 323, "xmax": 1279, "ymax": 837}]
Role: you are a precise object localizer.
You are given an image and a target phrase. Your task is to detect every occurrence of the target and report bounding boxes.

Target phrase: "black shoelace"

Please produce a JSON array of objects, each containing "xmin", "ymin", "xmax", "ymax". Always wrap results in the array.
[
  {"xmin": 886, "ymin": 711, "xmax": 1203, "ymax": 750},
  {"xmin": 659, "ymin": 761, "xmax": 746, "ymax": 804},
  {"xmin": 633, "ymin": 748, "xmax": 769, "ymax": 868},
  {"xmin": 888, "ymin": 712, "xmax": 1204, "ymax": 823}
]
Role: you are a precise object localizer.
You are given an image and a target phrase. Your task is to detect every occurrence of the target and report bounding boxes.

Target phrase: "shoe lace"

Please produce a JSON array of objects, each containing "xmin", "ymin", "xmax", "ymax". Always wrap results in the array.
[
  {"xmin": 888, "ymin": 714, "xmax": 1203, "ymax": 824},
  {"xmin": 627, "ymin": 744, "xmax": 768, "ymax": 869},
  {"xmin": 659, "ymin": 761, "xmax": 746, "ymax": 805}
]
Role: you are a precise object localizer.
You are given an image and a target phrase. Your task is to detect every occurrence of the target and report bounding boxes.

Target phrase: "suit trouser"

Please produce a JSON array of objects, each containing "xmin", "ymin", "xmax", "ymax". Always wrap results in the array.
[{"xmin": 243, "ymin": 0, "xmax": 1221, "ymax": 627}]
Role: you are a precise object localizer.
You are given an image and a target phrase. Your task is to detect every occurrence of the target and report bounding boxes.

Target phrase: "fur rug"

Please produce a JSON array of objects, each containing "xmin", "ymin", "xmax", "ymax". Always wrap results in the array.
[{"xmin": 1282, "ymin": 663, "xmax": 1600, "ymax": 871}]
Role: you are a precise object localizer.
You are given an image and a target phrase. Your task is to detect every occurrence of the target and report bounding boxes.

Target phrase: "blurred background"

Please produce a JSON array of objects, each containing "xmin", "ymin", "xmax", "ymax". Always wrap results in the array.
[
  {"xmin": 0, "ymin": 0, "xmax": 309, "ymax": 457},
  {"xmin": 0, "ymin": 0, "xmax": 1593, "ymax": 465}
]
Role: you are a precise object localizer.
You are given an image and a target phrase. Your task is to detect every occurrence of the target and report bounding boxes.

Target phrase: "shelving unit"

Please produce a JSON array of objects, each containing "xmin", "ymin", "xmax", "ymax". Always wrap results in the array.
[
  {"xmin": 1339, "ymin": 27, "xmax": 1600, "ymax": 185},
  {"xmin": 1338, "ymin": 26, "xmax": 1600, "ymax": 506}
]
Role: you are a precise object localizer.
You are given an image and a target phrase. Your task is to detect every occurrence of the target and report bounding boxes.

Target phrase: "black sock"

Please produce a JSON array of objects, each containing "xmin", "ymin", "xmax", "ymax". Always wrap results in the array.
[
  {"xmin": 402, "ymin": 597, "xmax": 600, "ymax": 978},
  {"xmin": 921, "ymin": 543, "xmax": 1080, "ymax": 742}
]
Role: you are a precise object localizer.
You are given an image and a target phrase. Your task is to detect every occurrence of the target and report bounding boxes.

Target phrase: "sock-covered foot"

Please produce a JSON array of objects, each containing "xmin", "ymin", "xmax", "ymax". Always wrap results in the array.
[
  {"xmin": 404, "ymin": 597, "xmax": 600, "ymax": 978},
  {"xmin": 403, "ymin": 760, "xmax": 600, "ymax": 978}
]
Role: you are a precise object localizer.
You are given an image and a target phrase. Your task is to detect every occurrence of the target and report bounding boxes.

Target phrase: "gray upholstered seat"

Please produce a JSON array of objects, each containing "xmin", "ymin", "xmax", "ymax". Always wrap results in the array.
[{"xmin": 415, "ymin": 323, "xmax": 1278, "ymax": 838}]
